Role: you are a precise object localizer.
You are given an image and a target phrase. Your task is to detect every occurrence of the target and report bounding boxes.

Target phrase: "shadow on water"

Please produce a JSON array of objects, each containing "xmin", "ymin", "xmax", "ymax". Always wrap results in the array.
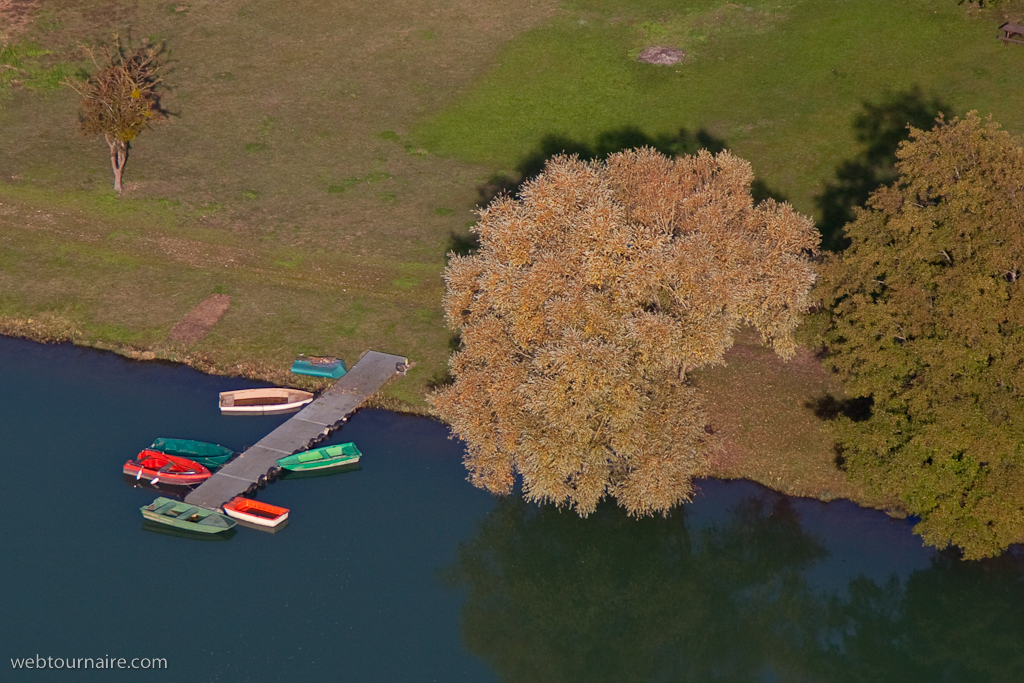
[
  {"xmin": 449, "ymin": 126, "xmax": 787, "ymax": 257},
  {"xmin": 140, "ymin": 520, "xmax": 238, "ymax": 542},
  {"xmin": 121, "ymin": 473, "xmax": 193, "ymax": 497},
  {"xmin": 833, "ymin": 548, "xmax": 1024, "ymax": 681},
  {"xmin": 447, "ymin": 493, "xmax": 1024, "ymax": 682},
  {"xmin": 230, "ymin": 517, "xmax": 291, "ymax": 534},
  {"xmin": 277, "ymin": 463, "xmax": 362, "ymax": 480},
  {"xmin": 445, "ymin": 494, "xmax": 825, "ymax": 682},
  {"xmin": 815, "ymin": 88, "xmax": 952, "ymax": 252}
]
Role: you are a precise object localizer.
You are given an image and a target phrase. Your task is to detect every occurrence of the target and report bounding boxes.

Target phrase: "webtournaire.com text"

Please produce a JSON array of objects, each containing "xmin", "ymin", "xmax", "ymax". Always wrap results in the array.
[{"xmin": 11, "ymin": 655, "xmax": 167, "ymax": 670}]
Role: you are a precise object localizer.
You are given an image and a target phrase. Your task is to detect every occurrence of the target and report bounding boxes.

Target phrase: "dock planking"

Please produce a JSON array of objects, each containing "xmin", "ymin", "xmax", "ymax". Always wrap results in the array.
[{"xmin": 184, "ymin": 350, "xmax": 408, "ymax": 510}]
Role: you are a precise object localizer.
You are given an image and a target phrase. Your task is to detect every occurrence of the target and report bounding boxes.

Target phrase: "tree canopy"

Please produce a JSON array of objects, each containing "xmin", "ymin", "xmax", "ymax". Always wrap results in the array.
[
  {"xmin": 814, "ymin": 112, "xmax": 1024, "ymax": 559},
  {"xmin": 431, "ymin": 148, "xmax": 819, "ymax": 517},
  {"xmin": 64, "ymin": 35, "xmax": 164, "ymax": 194}
]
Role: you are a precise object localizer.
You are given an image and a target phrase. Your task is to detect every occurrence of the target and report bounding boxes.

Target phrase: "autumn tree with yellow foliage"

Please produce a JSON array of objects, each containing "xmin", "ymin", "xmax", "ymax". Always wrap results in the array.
[
  {"xmin": 432, "ymin": 149, "xmax": 819, "ymax": 517},
  {"xmin": 64, "ymin": 36, "xmax": 164, "ymax": 194}
]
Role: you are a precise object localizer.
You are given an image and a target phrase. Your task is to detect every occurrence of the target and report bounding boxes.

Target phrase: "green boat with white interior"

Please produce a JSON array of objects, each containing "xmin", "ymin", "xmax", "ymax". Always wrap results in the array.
[
  {"xmin": 149, "ymin": 438, "xmax": 235, "ymax": 468},
  {"xmin": 277, "ymin": 442, "xmax": 362, "ymax": 472},
  {"xmin": 140, "ymin": 497, "xmax": 237, "ymax": 534}
]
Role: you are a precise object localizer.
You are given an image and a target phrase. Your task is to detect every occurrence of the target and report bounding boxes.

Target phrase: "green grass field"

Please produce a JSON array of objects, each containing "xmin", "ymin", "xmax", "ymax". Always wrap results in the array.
[
  {"xmin": 414, "ymin": 0, "xmax": 1024, "ymax": 217},
  {"xmin": 1, "ymin": 0, "xmax": 1022, "ymax": 502}
]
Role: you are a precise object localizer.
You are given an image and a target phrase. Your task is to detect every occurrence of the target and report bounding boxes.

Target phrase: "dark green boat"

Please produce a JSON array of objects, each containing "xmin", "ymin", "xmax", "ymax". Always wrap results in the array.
[
  {"xmin": 140, "ymin": 497, "xmax": 237, "ymax": 534},
  {"xmin": 277, "ymin": 442, "xmax": 362, "ymax": 472},
  {"xmin": 150, "ymin": 438, "xmax": 235, "ymax": 468}
]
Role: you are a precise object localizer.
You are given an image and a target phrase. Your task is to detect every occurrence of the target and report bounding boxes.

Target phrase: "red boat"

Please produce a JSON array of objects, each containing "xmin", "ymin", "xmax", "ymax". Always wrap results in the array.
[{"xmin": 123, "ymin": 450, "xmax": 212, "ymax": 486}]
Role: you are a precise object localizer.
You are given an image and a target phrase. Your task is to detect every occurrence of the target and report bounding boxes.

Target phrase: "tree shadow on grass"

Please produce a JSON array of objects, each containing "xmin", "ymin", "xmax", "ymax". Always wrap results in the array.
[
  {"xmin": 479, "ymin": 126, "xmax": 772, "ymax": 206},
  {"xmin": 426, "ymin": 333, "xmax": 461, "ymax": 390},
  {"xmin": 804, "ymin": 393, "xmax": 873, "ymax": 472},
  {"xmin": 816, "ymin": 88, "xmax": 952, "ymax": 252},
  {"xmin": 805, "ymin": 393, "xmax": 872, "ymax": 422},
  {"xmin": 445, "ymin": 230, "xmax": 480, "ymax": 258},
  {"xmin": 455, "ymin": 125, "xmax": 787, "ymax": 256}
]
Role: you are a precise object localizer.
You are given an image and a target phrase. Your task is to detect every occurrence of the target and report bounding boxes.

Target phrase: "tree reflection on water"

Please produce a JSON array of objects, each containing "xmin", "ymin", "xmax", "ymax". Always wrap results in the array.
[{"xmin": 447, "ymin": 493, "xmax": 1024, "ymax": 682}]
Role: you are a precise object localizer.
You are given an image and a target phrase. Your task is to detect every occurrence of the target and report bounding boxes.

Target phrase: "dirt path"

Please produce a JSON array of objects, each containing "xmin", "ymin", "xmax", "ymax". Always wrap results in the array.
[{"xmin": 167, "ymin": 294, "xmax": 231, "ymax": 345}]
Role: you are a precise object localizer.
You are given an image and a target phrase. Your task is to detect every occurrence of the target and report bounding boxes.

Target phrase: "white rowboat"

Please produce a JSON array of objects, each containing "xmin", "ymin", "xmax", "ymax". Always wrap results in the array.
[{"xmin": 218, "ymin": 388, "xmax": 314, "ymax": 415}]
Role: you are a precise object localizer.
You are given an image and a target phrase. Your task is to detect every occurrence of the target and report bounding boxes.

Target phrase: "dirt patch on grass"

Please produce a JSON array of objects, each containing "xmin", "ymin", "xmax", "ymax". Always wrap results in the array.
[
  {"xmin": 0, "ymin": 0, "xmax": 39, "ymax": 45},
  {"xmin": 167, "ymin": 293, "xmax": 231, "ymax": 345},
  {"xmin": 637, "ymin": 46, "xmax": 684, "ymax": 65}
]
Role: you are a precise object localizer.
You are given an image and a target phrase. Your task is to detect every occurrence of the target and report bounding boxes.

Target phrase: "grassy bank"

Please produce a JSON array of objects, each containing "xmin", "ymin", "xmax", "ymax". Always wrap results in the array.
[
  {"xmin": 0, "ymin": 0, "xmax": 561, "ymax": 404},
  {"xmin": 2, "ymin": 0, "xmax": 1022, "ymax": 507}
]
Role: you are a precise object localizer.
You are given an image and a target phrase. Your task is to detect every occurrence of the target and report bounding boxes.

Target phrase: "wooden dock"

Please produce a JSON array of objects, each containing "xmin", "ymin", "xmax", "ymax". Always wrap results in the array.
[{"xmin": 184, "ymin": 350, "xmax": 408, "ymax": 510}]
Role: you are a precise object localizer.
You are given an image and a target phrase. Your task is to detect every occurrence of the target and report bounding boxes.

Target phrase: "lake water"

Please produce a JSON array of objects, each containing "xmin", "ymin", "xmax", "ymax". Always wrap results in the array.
[{"xmin": 2, "ymin": 336, "xmax": 1023, "ymax": 682}]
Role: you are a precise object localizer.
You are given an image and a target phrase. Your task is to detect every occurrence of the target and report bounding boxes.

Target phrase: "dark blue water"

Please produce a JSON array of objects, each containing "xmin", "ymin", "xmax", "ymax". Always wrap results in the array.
[{"xmin": 3, "ymin": 336, "xmax": 1023, "ymax": 682}]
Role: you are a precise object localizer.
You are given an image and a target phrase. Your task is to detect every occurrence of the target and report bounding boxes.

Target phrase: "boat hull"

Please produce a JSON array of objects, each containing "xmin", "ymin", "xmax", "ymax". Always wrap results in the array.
[
  {"xmin": 277, "ymin": 442, "xmax": 362, "ymax": 472},
  {"xmin": 219, "ymin": 388, "xmax": 314, "ymax": 415},
  {"xmin": 141, "ymin": 520, "xmax": 237, "ymax": 541},
  {"xmin": 124, "ymin": 451, "xmax": 212, "ymax": 485},
  {"xmin": 149, "ymin": 438, "xmax": 234, "ymax": 467},
  {"xmin": 220, "ymin": 401, "xmax": 313, "ymax": 416},
  {"xmin": 222, "ymin": 497, "xmax": 289, "ymax": 528},
  {"xmin": 290, "ymin": 357, "xmax": 347, "ymax": 379},
  {"xmin": 280, "ymin": 464, "xmax": 361, "ymax": 480},
  {"xmin": 141, "ymin": 497, "xmax": 236, "ymax": 534}
]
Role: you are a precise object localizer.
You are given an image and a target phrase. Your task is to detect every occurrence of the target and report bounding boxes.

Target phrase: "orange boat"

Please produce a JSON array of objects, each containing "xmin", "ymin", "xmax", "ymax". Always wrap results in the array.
[{"xmin": 222, "ymin": 497, "xmax": 290, "ymax": 528}]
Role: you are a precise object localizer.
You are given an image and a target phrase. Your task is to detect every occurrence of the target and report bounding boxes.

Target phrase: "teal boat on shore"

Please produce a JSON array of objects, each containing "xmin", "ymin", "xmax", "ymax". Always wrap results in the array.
[
  {"xmin": 140, "ymin": 497, "xmax": 237, "ymax": 534},
  {"xmin": 149, "ymin": 438, "xmax": 235, "ymax": 468},
  {"xmin": 277, "ymin": 442, "xmax": 361, "ymax": 472},
  {"xmin": 290, "ymin": 356, "xmax": 347, "ymax": 379}
]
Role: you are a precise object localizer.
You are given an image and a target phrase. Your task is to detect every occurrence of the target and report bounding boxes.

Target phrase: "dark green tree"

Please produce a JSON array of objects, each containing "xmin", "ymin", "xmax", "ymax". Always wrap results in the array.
[{"xmin": 813, "ymin": 112, "xmax": 1024, "ymax": 559}]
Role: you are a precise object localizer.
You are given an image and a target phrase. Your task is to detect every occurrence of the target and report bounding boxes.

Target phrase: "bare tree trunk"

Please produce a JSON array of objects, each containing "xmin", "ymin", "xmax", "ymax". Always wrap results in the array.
[{"xmin": 105, "ymin": 134, "xmax": 128, "ymax": 194}]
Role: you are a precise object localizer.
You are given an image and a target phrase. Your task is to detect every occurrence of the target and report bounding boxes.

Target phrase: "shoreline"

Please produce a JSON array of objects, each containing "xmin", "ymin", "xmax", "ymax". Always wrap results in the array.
[
  {"xmin": 0, "ymin": 317, "xmax": 437, "ymax": 417},
  {"xmin": 0, "ymin": 323, "xmax": 898, "ymax": 518}
]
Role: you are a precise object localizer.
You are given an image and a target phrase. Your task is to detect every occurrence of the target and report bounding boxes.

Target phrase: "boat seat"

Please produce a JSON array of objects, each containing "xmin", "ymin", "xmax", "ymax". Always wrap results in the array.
[
  {"xmin": 172, "ymin": 506, "xmax": 199, "ymax": 519},
  {"xmin": 154, "ymin": 502, "xmax": 178, "ymax": 514}
]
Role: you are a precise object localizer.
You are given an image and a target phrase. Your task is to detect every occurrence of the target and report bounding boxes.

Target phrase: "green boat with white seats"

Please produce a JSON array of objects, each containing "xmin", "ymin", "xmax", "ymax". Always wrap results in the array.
[
  {"xmin": 141, "ymin": 497, "xmax": 237, "ymax": 534},
  {"xmin": 276, "ymin": 442, "xmax": 362, "ymax": 472}
]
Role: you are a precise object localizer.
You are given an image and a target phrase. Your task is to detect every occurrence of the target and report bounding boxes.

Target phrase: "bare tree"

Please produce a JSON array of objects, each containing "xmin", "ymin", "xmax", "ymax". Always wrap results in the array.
[{"xmin": 64, "ymin": 35, "xmax": 164, "ymax": 193}]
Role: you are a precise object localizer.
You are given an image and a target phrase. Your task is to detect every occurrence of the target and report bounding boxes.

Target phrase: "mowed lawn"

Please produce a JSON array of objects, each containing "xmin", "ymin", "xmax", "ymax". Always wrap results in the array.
[
  {"xmin": 414, "ymin": 0, "xmax": 1024, "ymax": 216},
  {"xmin": 1, "ymin": 0, "xmax": 1022, "ymax": 499},
  {"xmin": 0, "ymin": 0, "xmax": 560, "ymax": 405}
]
